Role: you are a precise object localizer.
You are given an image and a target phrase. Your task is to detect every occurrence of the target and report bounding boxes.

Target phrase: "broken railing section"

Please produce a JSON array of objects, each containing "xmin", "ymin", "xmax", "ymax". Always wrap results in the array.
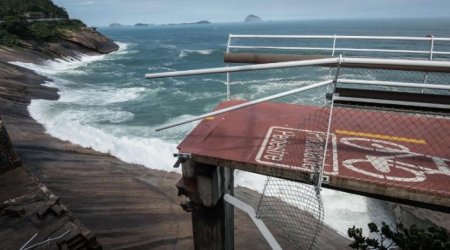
[
  {"xmin": 256, "ymin": 177, "xmax": 325, "ymax": 249},
  {"xmin": 176, "ymin": 159, "xmax": 283, "ymax": 250},
  {"xmin": 155, "ymin": 79, "xmax": 333, "ymax": 131},
  {"xmin": 146, "ymin": 57, "xmax": 450, "ymax": 114},
  {"xmin": 146, "ymin": 57, "xmax": 450, "ymax": 249}
]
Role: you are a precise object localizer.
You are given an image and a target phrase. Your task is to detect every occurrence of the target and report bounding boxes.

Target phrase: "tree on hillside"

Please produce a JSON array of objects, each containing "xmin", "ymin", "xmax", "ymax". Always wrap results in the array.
[{"xmin": 0, "ymin": 0, "xmax": 69, "ymax": 19}]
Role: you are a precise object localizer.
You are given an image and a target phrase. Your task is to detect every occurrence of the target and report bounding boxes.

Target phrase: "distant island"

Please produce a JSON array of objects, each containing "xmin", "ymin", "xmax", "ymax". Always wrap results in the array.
[
  {"xmin": 135, "ymin": 23, "xmax": 153, "ymax": 27},
  {"xmin": 109, "ymin": 23, "xmax": 124, "ymax": 27},
  {"xmin": 194, "ymin": 20, "xmax": 211, "ymax": 24},
  {"xmin": 178, "ymin": 20, "xmax": 211, "ymax": 25},
  {"xmin": 245, "ymin": 14, "xmax": 262, "ymax": 22},
  {"xmin": 110, "ymin": 21, "xmax": 210, "ymax": 27}
]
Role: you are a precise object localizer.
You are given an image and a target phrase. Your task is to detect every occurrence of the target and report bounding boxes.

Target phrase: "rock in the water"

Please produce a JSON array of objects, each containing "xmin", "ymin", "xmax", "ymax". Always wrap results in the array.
[{"xmin": 245, "ymin": 14, "xmax": 262, "ymax": 22}]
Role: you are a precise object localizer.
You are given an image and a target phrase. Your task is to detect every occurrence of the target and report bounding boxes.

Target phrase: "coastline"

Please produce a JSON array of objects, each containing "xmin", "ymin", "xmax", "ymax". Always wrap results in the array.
[
  {"xmin": 0, "ymin": 54, "xmax": 198, "ymax": 248},
  {"xmin": 0, "ymin": 36, "xmax": 351, "ymax": 249}
]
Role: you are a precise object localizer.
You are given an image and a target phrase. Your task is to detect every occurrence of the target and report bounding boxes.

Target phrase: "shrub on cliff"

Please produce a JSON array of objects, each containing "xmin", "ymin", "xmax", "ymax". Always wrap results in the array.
[
  {"xmin": 0, "ymin": 19, "xmax": 86, "ymax": 45},
  {"xmin": 29, "ymin": 22, "xmax": 58, "ymax": 41},
  {"xmin": 0, "ymin": 30, "xmax": 20, "ymax": 46},
  {"xmin": 0, "ymin": 0, "xmax": 87, "ymax": 46},
  {"xmin": 0, "ymin": 16, "xmax": 29, "ymax": 37},
  {"xmin": 348, "ymin": 222, "xmax": 450, "ymax": 250}
]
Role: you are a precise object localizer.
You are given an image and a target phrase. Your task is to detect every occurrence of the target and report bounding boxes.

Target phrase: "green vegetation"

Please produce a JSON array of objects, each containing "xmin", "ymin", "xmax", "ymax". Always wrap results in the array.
[
  {"xmin": 0, "ymin": 0, "xmax": 86, "ymax": 46},
  {"xmin": 348, "ymin": 222, "xmax": 450, "ymax": 250},
  {"xmin": 0, "ymin": 0, "xmax": 69, "ymax": 20}
]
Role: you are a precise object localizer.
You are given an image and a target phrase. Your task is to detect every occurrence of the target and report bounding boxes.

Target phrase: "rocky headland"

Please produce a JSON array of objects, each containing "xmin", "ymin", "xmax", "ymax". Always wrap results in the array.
[{"xmin": 0, "ymin": 29, "xmax": 118, "ymax": 64}]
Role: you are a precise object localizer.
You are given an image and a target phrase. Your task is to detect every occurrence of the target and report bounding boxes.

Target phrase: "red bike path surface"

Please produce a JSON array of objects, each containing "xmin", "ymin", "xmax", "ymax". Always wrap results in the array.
[{"xmin": 178, "ymin": 100, "xmax": 450, "ymax": 209}]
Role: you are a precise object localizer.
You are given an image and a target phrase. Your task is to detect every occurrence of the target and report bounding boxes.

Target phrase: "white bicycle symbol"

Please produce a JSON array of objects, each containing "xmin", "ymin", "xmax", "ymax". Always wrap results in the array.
[{"xmin": 340, "ymin": 137, "xmax": 450, "ymax": 182}]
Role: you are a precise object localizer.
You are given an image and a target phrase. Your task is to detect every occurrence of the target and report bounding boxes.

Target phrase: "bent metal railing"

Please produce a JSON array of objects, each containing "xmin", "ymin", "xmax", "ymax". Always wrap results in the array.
[
  {"xmin": 226, "ymin": 34, "xmax": 450, "ymax": 59},
  {"xmin": 145, "ymin": 57, "xmax": 450, "ymax": 131}
]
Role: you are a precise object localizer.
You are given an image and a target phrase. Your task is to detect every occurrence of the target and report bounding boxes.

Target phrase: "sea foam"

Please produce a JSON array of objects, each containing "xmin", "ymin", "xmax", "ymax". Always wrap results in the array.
[
  {"xmin": 13, "ymin": 42, "xmax": 181, "ymax": 172},
  {"xmin": 29, "ymin": 99, "xmax": 179, "ymax": 171},
  {"xmin": 10, "ymin": 53, "xmax": 105, "ymax": 76},
  {"xmin": 179, "ymin": 49, "xmax": 214, "ymax": 58}
]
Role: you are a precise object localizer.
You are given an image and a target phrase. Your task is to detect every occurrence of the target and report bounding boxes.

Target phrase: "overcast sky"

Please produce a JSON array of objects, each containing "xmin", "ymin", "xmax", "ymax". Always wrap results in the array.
[{"xmin": 53, "ymin": 0, "xmax": 450, "ymax": 27}]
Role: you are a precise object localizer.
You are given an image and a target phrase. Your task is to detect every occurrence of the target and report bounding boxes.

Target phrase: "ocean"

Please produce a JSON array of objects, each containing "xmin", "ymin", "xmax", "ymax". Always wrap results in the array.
[{"xmin": 12, "ymin": 18, "xmax": 450, "ymax": 237}]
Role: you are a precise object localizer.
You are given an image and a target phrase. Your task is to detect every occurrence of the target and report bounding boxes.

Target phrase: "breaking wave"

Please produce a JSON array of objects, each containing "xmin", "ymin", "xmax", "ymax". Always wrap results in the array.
[{"xmin": 179, "ymin": 49, "xmax": 214, "ymax": 58}]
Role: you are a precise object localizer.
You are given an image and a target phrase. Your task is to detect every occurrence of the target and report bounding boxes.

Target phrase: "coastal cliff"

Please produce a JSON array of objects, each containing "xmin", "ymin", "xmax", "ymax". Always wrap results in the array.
[
  {"xmin": 0, "ymin": 120, "xmax": 102, "ymax": 249},
  {"xmin": 0, "ymin": 28, "xmax": 118, "ymax": 63}
]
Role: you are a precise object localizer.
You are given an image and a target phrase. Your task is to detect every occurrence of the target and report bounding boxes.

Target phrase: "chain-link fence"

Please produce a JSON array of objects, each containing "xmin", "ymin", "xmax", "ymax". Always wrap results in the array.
[
  {"xmin": 228, "ymin": 65, "xmax": 336, "ymax": 105},
  {"xmin": 227, "ymin": 66, "xmax": 337, "ymax": 249},
  {"xmin": 337, "ymin": 67, "xmax": 450, "ymax": 95},
  {"xmin": 226, "ymin": 63, "xmax": 450, "ymax": 249},
  {"xmin": 327, "ymin": 104, "xmax": 450, "ymax": 200},
  {"xmin": 146, "ymin": 58, "xmax": 450, "ymax": 249},
  {"xmin": 254, "ymin": 105, "xmax": 333, "ymax": 249}
]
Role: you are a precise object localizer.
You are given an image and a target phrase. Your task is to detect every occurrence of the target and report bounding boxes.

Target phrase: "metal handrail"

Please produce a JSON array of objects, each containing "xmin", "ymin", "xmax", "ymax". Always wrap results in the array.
[
  {"xmin": 227, "ymin": 34, "xmax": 450, "ymax": 59},
  {"xmin": 146, "ymin": 57, "xmax": 450, "ymax": 79},
  {"xmin": 229, "ymin": 34, "xmax": 450, "ymax": 41},
  {"xmin": 145, "ymin": 58, "xmax": 338, "ymax": 78},
  {"xmin": 228, "ymin": 46, "xmax": 450, "ymax": 55}
]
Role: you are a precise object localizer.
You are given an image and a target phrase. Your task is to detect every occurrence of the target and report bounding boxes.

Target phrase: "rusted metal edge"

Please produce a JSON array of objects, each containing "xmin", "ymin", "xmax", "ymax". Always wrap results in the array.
[{"xmin": 190, "ymin": 154, "xmax": 450, "ymax": 213}]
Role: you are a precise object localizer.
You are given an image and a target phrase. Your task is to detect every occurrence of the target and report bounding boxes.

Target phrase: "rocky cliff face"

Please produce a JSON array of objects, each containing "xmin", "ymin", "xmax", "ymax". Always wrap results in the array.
[
  {"xmin": 61, "ymin": 29, "xmax": 119, "ymax": 54},
  {"xmin": 0, "ymin": 120, "xmax": 102, "ymax": 250},
  {"xmin": 0, "ymin": 28, "xmax": 118, "ymax": 63}
]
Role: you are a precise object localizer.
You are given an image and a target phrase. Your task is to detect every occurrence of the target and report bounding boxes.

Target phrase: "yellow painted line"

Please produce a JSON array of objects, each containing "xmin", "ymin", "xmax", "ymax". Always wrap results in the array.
[
  {"xmin": 204, "ymin": 117, "xmax": 215, "ymax": 121},
  {"xmin": 335, "ymin": 129, "xmax": 426, "ymax": 144}
]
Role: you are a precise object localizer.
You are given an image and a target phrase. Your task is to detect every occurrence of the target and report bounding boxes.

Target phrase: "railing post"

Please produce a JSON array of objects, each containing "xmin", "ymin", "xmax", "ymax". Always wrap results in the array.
[
  {"xmin": 331, "ymin": 34, "xmax": 337, "ymax": 56},
  {"xmin": 332, "ymin": 54, "xmax": 342, "ymax": 93},
  {"xmin": 429, "ymin": 35, "xmax": 435, "ymax": 61},
  {"xmin": 226, "ymin": 34, "xmax": 232, "ymax": 100},
  {"xmin": 422, "ymin": 36, "xmax": 434, "ymax": 91}
]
